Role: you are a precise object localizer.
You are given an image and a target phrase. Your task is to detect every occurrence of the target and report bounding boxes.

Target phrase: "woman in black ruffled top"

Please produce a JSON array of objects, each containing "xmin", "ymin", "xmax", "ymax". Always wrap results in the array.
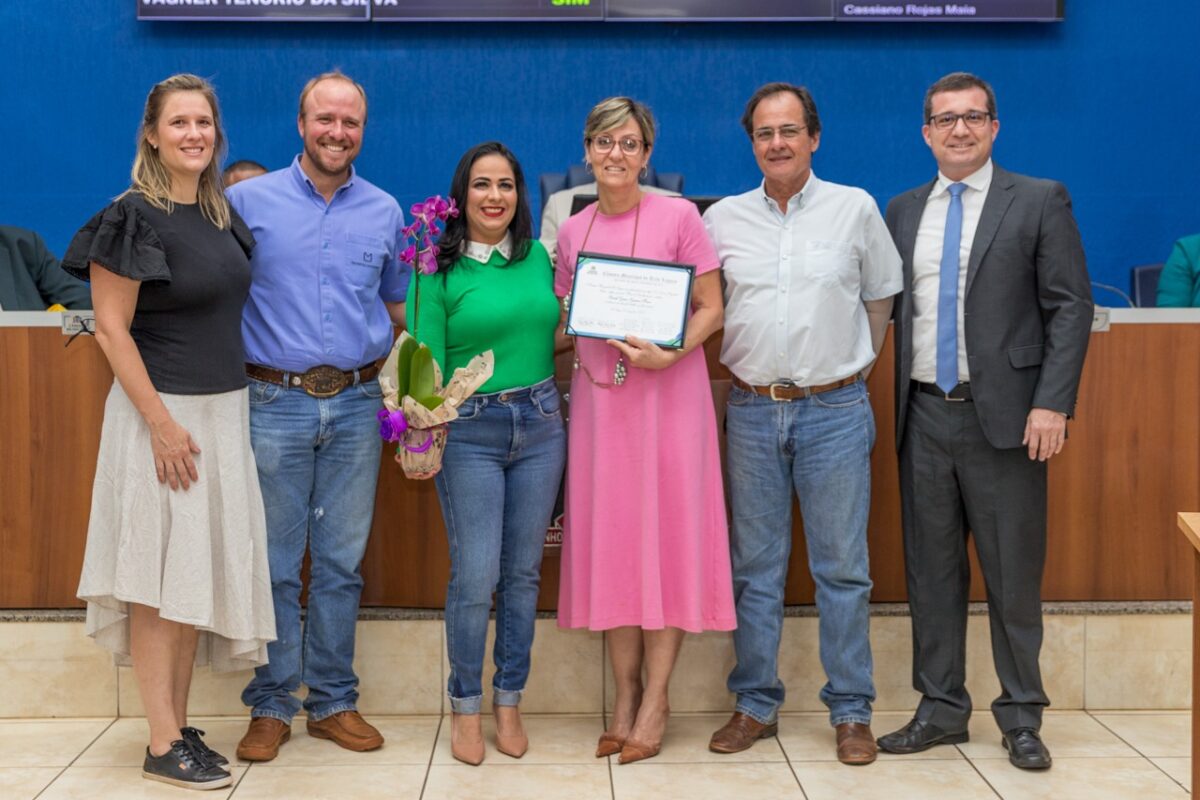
[{"xmin": 63, "ymin": 74, "xmax": 275, "ymax": 791}]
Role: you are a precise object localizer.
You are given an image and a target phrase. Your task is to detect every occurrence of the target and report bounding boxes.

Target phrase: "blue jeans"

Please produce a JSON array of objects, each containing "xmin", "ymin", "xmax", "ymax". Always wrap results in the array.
[
  {"xmin": 724, "ymin": 380, "xmax": 876, "ymax": 727},
  {"xmin": 241, "ymin": 377, "xmax": 383, "ymax": 723},
  {"xmin": 434, "ymin": 378, "xmax": 565, "ymax": 715}
]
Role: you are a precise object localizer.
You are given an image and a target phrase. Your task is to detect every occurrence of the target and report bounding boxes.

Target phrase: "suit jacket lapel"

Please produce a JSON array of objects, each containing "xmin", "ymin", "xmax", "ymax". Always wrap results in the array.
[
  {"xmin": 899, "ymin": 180, "xmax": 935, "ymax": 290},
  {"xmin": 965, "ymin": 165, "xmax": 1016, "ymax": 297}
]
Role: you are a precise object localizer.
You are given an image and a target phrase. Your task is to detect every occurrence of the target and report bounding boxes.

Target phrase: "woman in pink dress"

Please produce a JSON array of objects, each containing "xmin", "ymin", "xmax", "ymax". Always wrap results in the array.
[{"xmin": 555, "ymin": 97, "xmax": 735, "ymax": 764}]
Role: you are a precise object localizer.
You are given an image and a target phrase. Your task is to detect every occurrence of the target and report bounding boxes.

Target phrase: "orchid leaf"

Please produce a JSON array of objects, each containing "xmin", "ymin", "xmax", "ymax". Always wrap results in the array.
[
  {"xmin": 417, "ymin": 394, "xmax": 445, "ymax": 411},
  {"xmin": 396, "ymin": 337, "xmax": 418, "ymax": 396},
  {"xmin": 410, "ymin": 344, "xmax": 436, "ymax": 401}
]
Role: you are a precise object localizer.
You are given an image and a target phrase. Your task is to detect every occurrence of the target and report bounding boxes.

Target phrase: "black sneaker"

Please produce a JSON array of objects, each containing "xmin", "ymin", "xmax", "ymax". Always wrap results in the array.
[
  {"xmin": 142, "ymin": 740, "xmax": 232, "ymax": 790},
  {"xmin": 182, "ymin": 726, "xmax": 229, "ymax": 767}
]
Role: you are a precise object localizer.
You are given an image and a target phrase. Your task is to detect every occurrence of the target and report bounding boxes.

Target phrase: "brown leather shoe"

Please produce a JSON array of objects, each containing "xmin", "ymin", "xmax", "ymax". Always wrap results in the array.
[
  {"xmin": 836, "ymin": 722, "xmax": 877, "ymax": 765},
  {"xmin": 708, "ymin": 711, "xmax": 778, "ymax": 754},
  {"xmin": 236, "ymin": 717, "xmax": 291, "ymax": 762},
  {"xmin": 306, "ymin": 711, "xmax": 384, "ymax": 752}
]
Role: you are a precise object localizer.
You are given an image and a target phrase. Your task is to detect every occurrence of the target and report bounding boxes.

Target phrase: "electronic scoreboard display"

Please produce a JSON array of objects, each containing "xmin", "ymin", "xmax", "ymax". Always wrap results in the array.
[
  {"xmin": 137, "ymin": 0, "xmax": 1064, "ymax": 22},
  {"xmin": 373, "ymin": 0, "xmax": 603, "ymax": 21},
  {"xmin": 137, "ymin": 1, "xmax": 371, "ymax": 22}
]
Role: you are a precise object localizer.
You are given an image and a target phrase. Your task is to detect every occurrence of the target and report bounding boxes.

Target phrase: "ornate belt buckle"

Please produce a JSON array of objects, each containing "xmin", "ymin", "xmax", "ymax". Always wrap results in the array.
[
  {"xmin": 300, "ymin": 365, "xmax": 348, "ymax": 398},
  {"xmin": 768, "ymin": 382, "xmax": 795, "ymax": 402}
]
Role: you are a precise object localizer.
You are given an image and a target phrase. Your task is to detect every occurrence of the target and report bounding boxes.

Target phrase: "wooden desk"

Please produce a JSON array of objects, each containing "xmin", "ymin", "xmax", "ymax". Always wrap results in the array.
[
  {"xmin": 3, "ymin": 309, "xmax": 1199, "ymax": 608},
  {"xmin": 1176, "ymin": 512, "xmax": 1200, "ymax": 794}
]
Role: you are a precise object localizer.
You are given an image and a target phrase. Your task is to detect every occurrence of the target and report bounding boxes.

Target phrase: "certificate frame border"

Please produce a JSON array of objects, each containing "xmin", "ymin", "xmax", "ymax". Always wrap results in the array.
[{"xmin": 565, "ymin": 251, "xmax": 694, "ymax": 349}]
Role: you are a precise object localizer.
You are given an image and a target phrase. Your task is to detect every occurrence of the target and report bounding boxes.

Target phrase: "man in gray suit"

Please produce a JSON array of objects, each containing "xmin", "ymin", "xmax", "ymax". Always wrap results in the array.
[{"xmin": 876, "ymin": 73, "xmax": 1093, "ymax": 770}]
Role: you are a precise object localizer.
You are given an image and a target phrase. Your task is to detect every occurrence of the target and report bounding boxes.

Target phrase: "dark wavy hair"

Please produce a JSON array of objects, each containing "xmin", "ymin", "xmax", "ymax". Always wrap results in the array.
[{"xmin": 435, "ymin": 141, "xmax": 534, "ymax": 274}]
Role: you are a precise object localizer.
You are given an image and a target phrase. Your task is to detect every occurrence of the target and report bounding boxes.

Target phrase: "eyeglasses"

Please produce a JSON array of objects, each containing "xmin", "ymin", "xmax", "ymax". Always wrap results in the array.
[
  {"xmin": 590, "ymin": 135, "xmax": 645, "ymax": 155},
  {"xmin": 928, "ymin": 110, "xmax": 992, "ymax": 130},
  {"xmin": 752, "ymin": 125, "xmax": 807, "ymax": 143}
]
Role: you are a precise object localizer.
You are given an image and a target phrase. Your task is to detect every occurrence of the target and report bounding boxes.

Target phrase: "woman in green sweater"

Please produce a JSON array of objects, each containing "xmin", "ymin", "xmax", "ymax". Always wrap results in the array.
[
  {"xmin": 407, "ymin": 142, "xmax": 565, "ymax": 766},
  {"xmin": 1157, "ymin": 233, "xmax": 1200, "ymax": 307}
]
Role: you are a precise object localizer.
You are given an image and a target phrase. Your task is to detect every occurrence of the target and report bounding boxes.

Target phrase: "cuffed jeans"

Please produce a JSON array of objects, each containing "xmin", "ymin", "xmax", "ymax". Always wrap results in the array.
[
  {"xmin": 241, "ymin": 377, "xmax": 383, "ymax": 723},
  {"xmin": 434, "ymin": 378, "xmax": 565, "ymax": 714},
  {"xmin": 724, "ymin": 380, "xmax": 876, "ymax": 727}
]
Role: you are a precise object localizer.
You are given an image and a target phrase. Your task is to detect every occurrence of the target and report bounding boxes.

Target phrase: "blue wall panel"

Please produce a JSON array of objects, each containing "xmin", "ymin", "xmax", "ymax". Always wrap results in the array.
[{"xmin": 2, "ymin": 1, "xmax": 1197, "ymax": 293}]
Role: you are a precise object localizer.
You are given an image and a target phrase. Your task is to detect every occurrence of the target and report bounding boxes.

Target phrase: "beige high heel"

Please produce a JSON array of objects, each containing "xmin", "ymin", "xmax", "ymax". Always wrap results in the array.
[
  {"xmin": 450, "ymin": 713, "xmax": 484, "ymax": 766},
  {"xmin": 493, "ymin": 706, "xmax": 528, "ymax": 759}
]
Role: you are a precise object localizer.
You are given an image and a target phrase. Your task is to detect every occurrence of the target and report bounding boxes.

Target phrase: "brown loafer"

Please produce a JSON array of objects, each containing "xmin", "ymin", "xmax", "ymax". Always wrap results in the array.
[
  {"xmin": 836, "ymin": 722, "xmax": 878, "ymax": 765},
  {"xmin": 306, "ymin": 711, "xmax": 384, "ymax": 752},
  {"xmin": 708, "ymin": 711, "xmax": 778, "ymax": 754},
  {"xmin": 236, "ymin": 717, "xmax": 291, "ymax": 762}
]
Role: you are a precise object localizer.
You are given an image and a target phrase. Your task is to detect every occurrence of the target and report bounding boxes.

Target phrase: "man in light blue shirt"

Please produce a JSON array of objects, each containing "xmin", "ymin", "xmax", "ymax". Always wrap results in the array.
[
  {"xmin": 227, "ymin": 71, "xmax": 408, "ymax": 762},
  {"xmin": 703, "ymin": 82, "xmax": 901, "ymax": 765}
]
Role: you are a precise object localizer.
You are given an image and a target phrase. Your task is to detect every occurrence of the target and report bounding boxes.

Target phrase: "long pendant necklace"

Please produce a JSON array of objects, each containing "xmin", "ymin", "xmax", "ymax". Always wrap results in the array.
[{"xmin": 571, "ymin": 195, "xmax": 642, "ymax": 388}]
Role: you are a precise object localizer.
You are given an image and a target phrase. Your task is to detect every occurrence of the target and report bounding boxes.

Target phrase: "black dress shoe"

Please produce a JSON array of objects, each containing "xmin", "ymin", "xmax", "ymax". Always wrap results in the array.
[
  {"xmin": 876, "ymin": 718, "xmax": 968, "ymax": 754},
  {"xmin": 1002, "ymin": 727, "xmax": 1052, "ymax": 769}
]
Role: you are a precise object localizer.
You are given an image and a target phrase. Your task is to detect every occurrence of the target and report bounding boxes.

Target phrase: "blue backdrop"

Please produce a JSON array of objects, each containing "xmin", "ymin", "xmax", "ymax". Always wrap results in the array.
[{"xmin": 3, "ymin": 1, "xmax": 1197, "ymax": 295}]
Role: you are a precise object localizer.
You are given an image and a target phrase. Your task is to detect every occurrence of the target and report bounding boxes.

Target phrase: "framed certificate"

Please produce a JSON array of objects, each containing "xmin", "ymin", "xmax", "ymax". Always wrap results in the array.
[{"xmin": 565, "ymin": 252, "xmax": 694, "ymax": 349}]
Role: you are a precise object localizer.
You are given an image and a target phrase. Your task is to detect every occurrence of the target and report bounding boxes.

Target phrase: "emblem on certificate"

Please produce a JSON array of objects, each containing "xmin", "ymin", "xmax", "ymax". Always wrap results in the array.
[{"xmin": 565, "ymin": 252, "xmax": 694, "ymax": 348}]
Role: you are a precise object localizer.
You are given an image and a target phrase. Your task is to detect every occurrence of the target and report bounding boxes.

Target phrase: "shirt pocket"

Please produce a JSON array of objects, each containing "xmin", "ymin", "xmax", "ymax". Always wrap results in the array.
[
  {"xmin": 804, "ymin": 239, "xmax": 857, "ymax": 290},
  {"xmin": 345, "ymin": 232, "xmax": 386, "ymax": 303}
]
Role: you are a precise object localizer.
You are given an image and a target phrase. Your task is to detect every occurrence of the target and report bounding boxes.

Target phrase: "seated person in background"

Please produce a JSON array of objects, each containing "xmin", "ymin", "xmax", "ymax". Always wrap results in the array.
[
  {"xmin": 1, "ymin": 224, "xmax": 92, "ymax": 309},
  {"xmin": 222, "ymin": 159, "xmax": 268, "ymax": 187},
  {"xmin": 1157, "ymin": 233, "xmax": 1200, "ymax": 307},
  {"xmin": 539, "ymin": 180, "xmax": 678, "ymax": 263}
]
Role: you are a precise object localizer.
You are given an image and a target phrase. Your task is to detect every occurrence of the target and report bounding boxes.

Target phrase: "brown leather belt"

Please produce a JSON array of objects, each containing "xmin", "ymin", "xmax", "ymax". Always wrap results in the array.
[
  {"xmin": 913, "ymin": 381, "xmax": 973, "ymax": 402},
  {"xmin": 731, "ymin": 373, "xmax": 862, "ymax": 402},
  {"xmin": 246, "ymin": 361, "xmax": 382, "ymax": 398}
]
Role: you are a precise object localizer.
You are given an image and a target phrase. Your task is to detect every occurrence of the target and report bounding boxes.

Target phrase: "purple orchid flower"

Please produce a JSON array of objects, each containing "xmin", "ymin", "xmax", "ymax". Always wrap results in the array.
[{"xmin": 417, "ymin": 248, "xmax": 438, "ymax": 275}]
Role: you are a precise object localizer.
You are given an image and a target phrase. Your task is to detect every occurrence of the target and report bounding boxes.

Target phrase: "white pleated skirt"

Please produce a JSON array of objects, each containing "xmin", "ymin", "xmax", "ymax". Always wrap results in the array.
[{"xmin": 77, "ymin": 381, "xmax": 276, "ymax": 672}]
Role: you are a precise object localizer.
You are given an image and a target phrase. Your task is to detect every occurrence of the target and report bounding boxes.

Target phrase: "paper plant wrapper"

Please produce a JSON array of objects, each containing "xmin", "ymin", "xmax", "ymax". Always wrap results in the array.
[{"xmin": 380, "ymin": 332, "xmax": 495, "ymax": 477}]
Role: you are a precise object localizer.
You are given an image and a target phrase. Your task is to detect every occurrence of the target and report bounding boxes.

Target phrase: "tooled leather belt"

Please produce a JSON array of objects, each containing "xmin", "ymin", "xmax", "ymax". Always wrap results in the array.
[{"xmin": 245, "ymin": 361, "xmax": 382, "ymax": 398}]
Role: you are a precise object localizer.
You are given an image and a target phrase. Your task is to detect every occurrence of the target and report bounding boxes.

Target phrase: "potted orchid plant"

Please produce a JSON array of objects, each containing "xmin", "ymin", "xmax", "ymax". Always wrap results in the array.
[{"xmin": 378, "ymin": 196, "xmax": 495, "ymax": 478}]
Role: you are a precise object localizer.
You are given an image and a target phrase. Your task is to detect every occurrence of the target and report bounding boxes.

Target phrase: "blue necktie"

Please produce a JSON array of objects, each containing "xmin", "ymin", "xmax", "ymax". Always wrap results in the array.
[{"xmin": 936, "ymin": 182, "xmax": 967, "ymax": 395}]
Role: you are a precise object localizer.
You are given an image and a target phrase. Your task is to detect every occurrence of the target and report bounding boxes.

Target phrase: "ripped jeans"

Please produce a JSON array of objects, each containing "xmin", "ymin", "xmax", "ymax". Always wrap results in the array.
[{"xmin": 241, "ymin": 377, "xmax": 383, "ymax": 723}]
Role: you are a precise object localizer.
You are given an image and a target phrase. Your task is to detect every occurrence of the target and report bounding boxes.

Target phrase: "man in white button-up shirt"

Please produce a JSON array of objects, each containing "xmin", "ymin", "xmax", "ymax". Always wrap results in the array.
[
  {"xmin": 703, "ymin": 82, "xmax": 902, "ymax": 765},
  {"xmin": 877, "ymin": 72, "xmax": 1092, "ymax": 771}
]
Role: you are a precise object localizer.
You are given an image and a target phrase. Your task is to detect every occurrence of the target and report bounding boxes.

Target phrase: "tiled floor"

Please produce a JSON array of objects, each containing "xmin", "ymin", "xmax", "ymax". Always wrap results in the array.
[{"xmin": 0, "ymin": 710, "xmax": 1189, "ymax": 799}]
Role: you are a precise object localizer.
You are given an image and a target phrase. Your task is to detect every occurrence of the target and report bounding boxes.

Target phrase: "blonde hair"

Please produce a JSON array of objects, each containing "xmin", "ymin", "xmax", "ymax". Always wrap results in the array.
[
  {"xmin": 583, "ymin": 96, "xmax": 657, "ymax": 150},
  {"xmin": 298, "ymin": 70, "xmax": 368, "ymax": 122},
  {"xmin": 123, "ymin": 74, "xmax": 230, "ymax": 229}
]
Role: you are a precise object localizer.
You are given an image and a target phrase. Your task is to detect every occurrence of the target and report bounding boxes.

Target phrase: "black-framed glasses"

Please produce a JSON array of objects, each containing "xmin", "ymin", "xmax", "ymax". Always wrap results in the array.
[
  {"xmin": 928, "ymin": 110, "xmax": 992, "ymax": 130},
  {"xmin": 752, "ymin": 125, "xmax": 807, "ymax": 143},
  {"xmin": 589, "ymin": 135, "xmax": 645, "ymax": 155}
]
